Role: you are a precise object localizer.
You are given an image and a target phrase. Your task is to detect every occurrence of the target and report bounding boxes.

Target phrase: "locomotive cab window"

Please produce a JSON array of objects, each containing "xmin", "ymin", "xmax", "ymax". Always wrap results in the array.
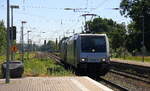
[{"xmin": 81, "ymin": 36, "xmax": 106, "ymax": 52}]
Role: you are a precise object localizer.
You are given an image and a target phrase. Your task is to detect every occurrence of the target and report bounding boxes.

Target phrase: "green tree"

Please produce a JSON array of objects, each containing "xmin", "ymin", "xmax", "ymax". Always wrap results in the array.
[
  {"xmin": 120, "ymin": 0, "xmax": 150, "ymax": 52},
  {"xmin": 125, "ymin": 22, "xmax": 142, "ymax": 53},
  {"xmin": 0, "ymin": 20, "xmax": 6, "ymax": 55}
]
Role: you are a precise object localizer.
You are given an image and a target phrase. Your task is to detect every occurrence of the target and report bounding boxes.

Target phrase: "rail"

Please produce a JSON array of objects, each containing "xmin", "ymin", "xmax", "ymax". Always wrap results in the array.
[
  {"xmin": 98, "ymin": 78, "xmax": 128, "ymax": 91},
  {"xmin": 109, "ymin": 70, "xmax": 150, "ymax": 84}
]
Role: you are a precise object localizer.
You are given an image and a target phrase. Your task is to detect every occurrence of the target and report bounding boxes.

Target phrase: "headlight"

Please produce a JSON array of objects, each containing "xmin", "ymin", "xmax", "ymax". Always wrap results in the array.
[
  {"xmin": 81, "ymin": 58, "xmax": 87, "ymax": 62},
  {"xmin": 101, "ymin": 58, "xmax": 106, "ymax": 61}
]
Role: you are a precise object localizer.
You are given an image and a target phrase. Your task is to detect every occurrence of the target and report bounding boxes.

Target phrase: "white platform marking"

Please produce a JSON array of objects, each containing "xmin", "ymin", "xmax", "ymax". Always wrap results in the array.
[
  {"xmin": 71, "ymin": 78, "xmax": 90, "ymax": 91},
  {"xmin": 84, "ymin": 77, "xmax": 113, "ymax": 91}
]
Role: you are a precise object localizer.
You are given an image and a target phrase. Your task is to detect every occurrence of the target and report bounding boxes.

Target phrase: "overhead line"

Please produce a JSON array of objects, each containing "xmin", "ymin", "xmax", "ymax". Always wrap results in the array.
[{"xmin": 91, "ymin": 0, "xmax": 110, "ymax": 12}]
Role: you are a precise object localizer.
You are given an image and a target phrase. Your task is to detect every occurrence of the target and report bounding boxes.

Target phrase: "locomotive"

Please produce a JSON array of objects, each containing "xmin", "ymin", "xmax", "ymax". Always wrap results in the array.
[{"xmin": 60, "ymin": 34, "xmax": 110, "ymax": 75}]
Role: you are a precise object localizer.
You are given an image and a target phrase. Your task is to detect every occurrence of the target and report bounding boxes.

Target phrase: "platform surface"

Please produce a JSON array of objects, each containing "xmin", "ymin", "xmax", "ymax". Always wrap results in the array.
[{"xmin": 0, "ymin": 76, "xmax": 113, "ymax": 91}]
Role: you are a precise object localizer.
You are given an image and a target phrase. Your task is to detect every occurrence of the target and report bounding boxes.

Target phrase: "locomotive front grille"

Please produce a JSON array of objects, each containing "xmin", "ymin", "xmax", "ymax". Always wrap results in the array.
[{"xmin": 88, "ymin": 59, "xmax": 100, "ymax": 62}]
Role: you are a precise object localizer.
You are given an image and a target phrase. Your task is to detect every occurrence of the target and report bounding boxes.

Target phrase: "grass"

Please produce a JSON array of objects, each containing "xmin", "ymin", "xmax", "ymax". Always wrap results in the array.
[
  {"xmin": 0, "ymin": 55, "xmax": 5, "ymax": 63},
  {"xmin": 112, "ymin": 56, "xmax": 150, "ymax": 62},
  {"xmin": 15, "ymin": 52, "xmax": 36, "ymax": 61},
  {"xmin": 0, "ymin": 55, "xmax": 5, "ymax": 78},
  {"xmin": 0, "ymin": 52, "xmax": 74, "ymax": 78},
  {"xmin": 24, "ymin": 58, "xmax": 74, "ymax": 77},
  {"xmin": 23, "ymin": 53, "xmax": 74, "ymax": 77}
]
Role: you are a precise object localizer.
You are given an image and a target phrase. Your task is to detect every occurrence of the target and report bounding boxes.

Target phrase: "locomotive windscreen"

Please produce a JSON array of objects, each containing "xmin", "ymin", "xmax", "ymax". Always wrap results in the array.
[{"xmin": 81, "ymin": 36, "xmax": 106, "ymax": 52}]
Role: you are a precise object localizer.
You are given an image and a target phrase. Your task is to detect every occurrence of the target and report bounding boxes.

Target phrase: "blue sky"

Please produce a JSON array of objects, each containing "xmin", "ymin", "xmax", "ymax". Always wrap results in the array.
[{"xmin": 0, "ymin": 0, "xmax": 131, "ymax": 45}]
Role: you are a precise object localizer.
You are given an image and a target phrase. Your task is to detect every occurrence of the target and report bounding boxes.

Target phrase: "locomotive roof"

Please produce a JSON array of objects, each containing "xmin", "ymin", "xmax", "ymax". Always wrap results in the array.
[
  {"xmin": 79, "ymin": 33, "xmax": 106, "ymax": 36},
  {"xmin": 65, "ymin": 33, "xmax": 107, "ymax": 41}
]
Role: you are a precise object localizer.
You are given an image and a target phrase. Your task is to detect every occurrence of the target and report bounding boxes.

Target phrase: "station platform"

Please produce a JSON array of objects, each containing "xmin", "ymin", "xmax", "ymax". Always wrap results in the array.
[
  {"xmin": 0, "ymin": 76, "xmax": 113, "ymax": 91},
  {"xmin": 111, "ymin": 58, "xmax": 150, "ymax": 67}
]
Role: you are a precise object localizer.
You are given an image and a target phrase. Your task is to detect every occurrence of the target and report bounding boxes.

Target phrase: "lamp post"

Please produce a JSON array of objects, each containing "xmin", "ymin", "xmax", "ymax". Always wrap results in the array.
[
  {"xmin": 41, "ymin": 32, "xmax": 45, "ymax": 45},
  {"xmin": 39, "ymin": 32, "xmax": 45, "ymax": 52},
  {"xmin": 27, "ymin": 30, "xmax": 31, "ymax": 60},
  {"xmin": 21, "ymin": 21, "xmax": 27, "ymax": 62},
  {"xmin": 10, "ymin": 5, "xmax": 19, "ymax": 27},
  {"xmin": 10, "ymin": 5, "xmax": 19, "ymax": 61},
  {"xmin": 6, "ymin": 0, "xmax": 10, "ymax": 83}
]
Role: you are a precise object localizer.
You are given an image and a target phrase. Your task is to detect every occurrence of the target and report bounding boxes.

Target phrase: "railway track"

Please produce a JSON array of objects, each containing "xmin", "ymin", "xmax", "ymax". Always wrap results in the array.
[
  {"xmin": 109, "ymin": 70, "xmax": 150, "ymax": 84},
  {"xmin": 111, "ymin": 68, "xmax": 149, "ymax": 79},
  {"xmin": 98, "ymin": 77, "xmax": 128, "ymax": 91},
  {"xmin": 48, "ymin": 53, "xmax": 63, "ymax": 65},
  {"xmin": 110, "ymin": 61, "xmax": 150, "ymax": 79}
]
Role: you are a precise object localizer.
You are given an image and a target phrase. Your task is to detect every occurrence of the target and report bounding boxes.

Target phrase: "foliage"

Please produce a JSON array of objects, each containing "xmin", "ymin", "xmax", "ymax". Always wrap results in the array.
[
  {"xmin": 111, "ymin": 47, "xmax": 131, "ymax": 58},
  {"xmin": 0, "ymin": 20, "xmax": 6, "ymax": 55},
  {"xmin": 0, "ymin": 55, "xmax": 6, "ymax": 78},
  {"xmin": 120, "ymin": 0, "xmax": 150, "ymax": 52}
]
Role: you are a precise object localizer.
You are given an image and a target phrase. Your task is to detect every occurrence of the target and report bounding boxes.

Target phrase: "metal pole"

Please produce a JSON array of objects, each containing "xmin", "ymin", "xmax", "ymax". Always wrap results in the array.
[
  {"xmin": 11, "ymin": 8, "xmax": 13, "ymax": 27},
  {"xmin": 10, "ymin": 5, "xmax": 19, "ymax": 61},
  {"xmin": 6, "ymin": 0, "xmax": 10, "ymax": 83},
  {"xmin": 28, "ymin": 31, "xmax": 29, "ymax": 59},
  {"xmin": 56, "ymin": 38, "xmax": 58, "ymax": 50},
  {"xmin": 21, "ymin": 21, "xmax": 26, "ymax": 62},
  {"xmin": 21, "ymin": 22, "xmax": 24, "ymax": 62},
  {"xmin": 27, "ymin": 31, "xmax": 30, "ymax": 60},
  {"xmin": 142, "ymin": 16, "xmax": 145, "ymax": 62},
  {"xmin": 10, "ymin": 7, "xmax": 13, "ymax": 61}
]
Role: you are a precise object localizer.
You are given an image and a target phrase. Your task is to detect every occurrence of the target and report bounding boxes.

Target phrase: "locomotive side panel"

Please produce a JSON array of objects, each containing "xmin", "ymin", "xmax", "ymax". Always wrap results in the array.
[
  {"xmin": 66, "ymin": 37, "xmax": 75, "ymax": 67},
  {"xmin": 60, "ymin": 40, "xmax": 67, "ymax": 62},
  {"xmin": 65, "ymin": 35, "xmax": 80, "ymax": 68}
]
